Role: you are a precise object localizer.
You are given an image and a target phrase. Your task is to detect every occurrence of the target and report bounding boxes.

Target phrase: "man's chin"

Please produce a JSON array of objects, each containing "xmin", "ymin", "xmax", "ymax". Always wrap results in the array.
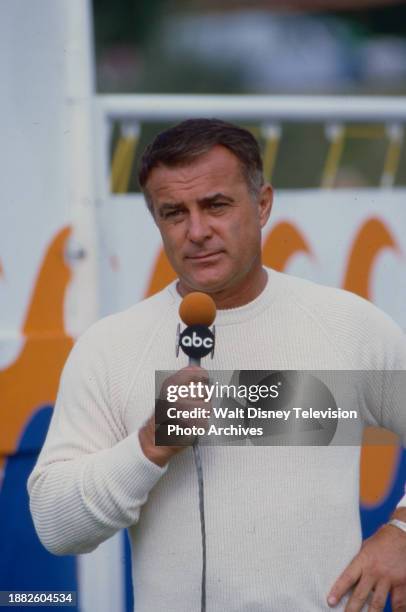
[{"xmin": 179, "ymin": 272, "xmax": 229, "ymax": 295}]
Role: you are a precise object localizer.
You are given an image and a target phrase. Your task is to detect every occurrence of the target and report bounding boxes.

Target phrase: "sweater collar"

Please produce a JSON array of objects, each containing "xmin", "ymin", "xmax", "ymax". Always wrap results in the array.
[{"xmin": 166, "ymin": 267, "xmax": 283, "ymax": 326}]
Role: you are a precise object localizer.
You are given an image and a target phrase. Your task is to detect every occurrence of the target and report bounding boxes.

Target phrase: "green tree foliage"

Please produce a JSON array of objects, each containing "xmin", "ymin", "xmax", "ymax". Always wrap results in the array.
[{"xmin": 92, "ymin": 0, "xmax": 168, "ymax": 48}]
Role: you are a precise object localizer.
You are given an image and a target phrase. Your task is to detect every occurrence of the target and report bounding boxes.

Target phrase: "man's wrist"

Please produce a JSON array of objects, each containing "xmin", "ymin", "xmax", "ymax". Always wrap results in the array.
[
  {"xmin": 138, "ymin": 421, "xmax": 176, "ymax": 468},
  {"xmin": 387, "ymin": 507, "xmax": 406, "ymax": 536}
]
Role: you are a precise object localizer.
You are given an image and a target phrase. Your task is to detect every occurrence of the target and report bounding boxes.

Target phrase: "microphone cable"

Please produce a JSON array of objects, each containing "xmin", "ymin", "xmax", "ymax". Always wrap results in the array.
[{"xmin": 192, "ymin": 438, "xmax": 206, "ymax": 612}]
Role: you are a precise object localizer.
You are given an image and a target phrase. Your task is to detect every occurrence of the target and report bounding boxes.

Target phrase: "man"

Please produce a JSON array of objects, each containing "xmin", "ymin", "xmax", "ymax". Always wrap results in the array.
[{"xmin": 29, "ymin": 119, "xmax": 406, "ymax": 611}]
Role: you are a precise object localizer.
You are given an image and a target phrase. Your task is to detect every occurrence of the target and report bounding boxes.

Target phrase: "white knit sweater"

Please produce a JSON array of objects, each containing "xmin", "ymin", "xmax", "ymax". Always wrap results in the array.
[{"xmin": 28, "ymin": 269, "xmax": 406, "ymax": 611}]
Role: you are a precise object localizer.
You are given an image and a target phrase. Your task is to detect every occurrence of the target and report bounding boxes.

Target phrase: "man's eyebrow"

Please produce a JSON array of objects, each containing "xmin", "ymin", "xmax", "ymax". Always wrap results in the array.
[
  {"xmin": 157, "ymin": 202, "xmax": 184, "ymax": 215},
  {"xmin": 197, "ymin": 193, "xmax": 234, "ymax": 204},
  {"xmin": 157, "ymin": 194, "xmax": 234, "ymax": 214}
]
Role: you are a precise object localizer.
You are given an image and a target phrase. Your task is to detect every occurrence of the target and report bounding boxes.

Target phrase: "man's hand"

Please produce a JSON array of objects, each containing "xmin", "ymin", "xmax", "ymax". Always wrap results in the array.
[
  {"xmin": 139, "ymin": 366, "xmax": 210, "ymax": 467},
  {"xmin": 327, "ymin": 523, "xmax": 406, "ymax": 611}
]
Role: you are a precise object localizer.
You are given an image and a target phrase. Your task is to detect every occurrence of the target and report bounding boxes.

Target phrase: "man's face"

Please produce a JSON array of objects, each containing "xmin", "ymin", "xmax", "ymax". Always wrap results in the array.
[{"xmin": 145, "ymin": 145, "xmax": 273, "ymax": 298}]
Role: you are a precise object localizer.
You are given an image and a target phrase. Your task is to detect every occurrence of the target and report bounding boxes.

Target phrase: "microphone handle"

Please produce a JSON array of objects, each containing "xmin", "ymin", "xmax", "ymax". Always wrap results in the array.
[{"xmin": 189, "ymin": 357, "xmax": 201, "ymax": 367}]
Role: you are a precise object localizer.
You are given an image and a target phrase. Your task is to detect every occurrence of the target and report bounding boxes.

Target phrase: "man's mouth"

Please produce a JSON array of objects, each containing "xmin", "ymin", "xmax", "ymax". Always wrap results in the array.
[{"xmin": 186, "ymin": 251, "xmax": 223, "ymax": 261}]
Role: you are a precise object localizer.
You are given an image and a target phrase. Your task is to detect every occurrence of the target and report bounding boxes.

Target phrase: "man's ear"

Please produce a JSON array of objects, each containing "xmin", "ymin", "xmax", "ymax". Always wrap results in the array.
[{"xmin": 258, "ymin": 183, "xmax": 273, "ymax": 228}]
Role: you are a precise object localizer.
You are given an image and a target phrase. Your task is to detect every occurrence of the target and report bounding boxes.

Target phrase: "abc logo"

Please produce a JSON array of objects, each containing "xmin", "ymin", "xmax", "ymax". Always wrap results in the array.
[
  {"xmin": 181, "ymin": 332, "xmax": 213, "ymax": 349},
  {"xmin": 179, "ymin": 325, "xmax": 215, "ymax": 359}
]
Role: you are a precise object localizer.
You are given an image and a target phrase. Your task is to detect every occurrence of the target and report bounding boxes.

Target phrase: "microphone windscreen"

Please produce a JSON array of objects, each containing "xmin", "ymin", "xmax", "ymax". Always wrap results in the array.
[{"xmin": 179, "ymin": 292, "xmax": 216, "ymax": 327}]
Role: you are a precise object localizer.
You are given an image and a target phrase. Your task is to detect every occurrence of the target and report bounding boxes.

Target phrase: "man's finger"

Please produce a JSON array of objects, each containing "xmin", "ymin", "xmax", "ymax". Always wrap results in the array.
[
  {"xmin": 368, "ymin": 579, "xmax": 390, "ymax": 611},
  {"xmin": 391, "ymin": 583, "xmax": 406, "ymax": 611},
  {"xmin": 328, "ymin": 560, "xmax": 362, "ymax": 607},
  {"xmin": 343, "ymin": 575, "xmax": 375, "ymax": 612}
]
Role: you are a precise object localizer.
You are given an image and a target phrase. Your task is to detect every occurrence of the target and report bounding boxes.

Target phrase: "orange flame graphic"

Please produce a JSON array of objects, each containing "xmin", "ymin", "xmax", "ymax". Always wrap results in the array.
[
  {"xmin": 145, "ymin": 249, "xmax": 177, "ymax": 297},
  {"xmin": 343, "ymin": 217, "xmax": 399, "ymax": 299},
  {"xmin": 262, "ymin": 221, "xmax": 312, "ymax": 270},
  {"xmin": 0, "ymin": 227, "xmax": 73, "ymax": 466},
  {"xmin": 343, "ymin": 218, "xmax": 401, "ymax": 507}
]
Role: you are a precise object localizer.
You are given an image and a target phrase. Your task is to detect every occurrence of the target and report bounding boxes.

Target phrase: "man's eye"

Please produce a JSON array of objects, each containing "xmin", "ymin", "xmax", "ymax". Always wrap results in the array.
[
  {"xmin": 209, "ymin": 202, "xmax": 227, "ymax": 210},
  {"xmin": 163, "ymin": 209, "xmax": 183, "ymax": 219}
]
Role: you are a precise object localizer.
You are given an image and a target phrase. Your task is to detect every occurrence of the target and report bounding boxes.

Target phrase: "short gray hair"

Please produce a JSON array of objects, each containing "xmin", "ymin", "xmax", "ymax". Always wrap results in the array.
[{"xmin": 138, "ymin": 118, "xmax": 264, "ymax": 214}]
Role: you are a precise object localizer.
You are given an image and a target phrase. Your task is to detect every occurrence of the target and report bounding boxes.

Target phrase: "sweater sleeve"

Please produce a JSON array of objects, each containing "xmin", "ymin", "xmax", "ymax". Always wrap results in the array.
[
  {"xmin": 355, "ymin": 301, "xmax": 406, "ymax": 509},
  {"xmin": 364, "ymin": 306, "xmax": 406, "ymax": 444},
  {"xmin": 27, "ymin": 322, "xmax": 167, "ymax": 555}
]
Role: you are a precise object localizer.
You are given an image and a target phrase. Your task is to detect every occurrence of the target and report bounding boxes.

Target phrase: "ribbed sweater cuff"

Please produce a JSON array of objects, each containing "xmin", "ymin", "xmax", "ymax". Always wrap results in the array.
[
  {"xmin": 83, "ymin": 431, "xmax": 168, "ymax": 523},
  {"xmin": 114, "ymin": 430, "xmax": 168, "ymax": 497}
]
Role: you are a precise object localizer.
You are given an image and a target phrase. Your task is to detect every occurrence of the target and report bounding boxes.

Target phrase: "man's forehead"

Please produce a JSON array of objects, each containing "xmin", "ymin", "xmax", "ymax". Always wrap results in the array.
[{"xmin": 146, "ymin": 146, "xmax": 246, "ymax": 197}]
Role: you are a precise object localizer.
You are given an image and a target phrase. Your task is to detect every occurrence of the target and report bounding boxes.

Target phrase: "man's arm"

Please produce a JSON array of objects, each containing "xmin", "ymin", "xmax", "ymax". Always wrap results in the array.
[
  {"xmin": 28, "ymin": 327, "xmax": 167, "ymax": 555},
  {"xmin": 327, "ymin": 446, "xmax": 406, "ymax": 608},
  {"xmin": 327, "ymin": 301, "xmax": 406, "ymax": 610}
]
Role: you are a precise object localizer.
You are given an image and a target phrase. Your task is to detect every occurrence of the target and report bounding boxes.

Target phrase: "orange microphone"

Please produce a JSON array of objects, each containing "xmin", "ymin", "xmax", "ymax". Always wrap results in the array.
[
  {"xmin": 179, "ymin": 292, "xmax": 216, "ymax": 327},
  {"xmin": 177, "ymin": 292, "xmax": 216, "ymax": 366}
]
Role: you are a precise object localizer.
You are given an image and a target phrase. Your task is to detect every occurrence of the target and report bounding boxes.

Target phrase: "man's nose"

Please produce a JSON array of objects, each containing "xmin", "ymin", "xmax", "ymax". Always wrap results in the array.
[{"xmin": 186, "ymin": 211, "xmax": 212, "ymax": 243}]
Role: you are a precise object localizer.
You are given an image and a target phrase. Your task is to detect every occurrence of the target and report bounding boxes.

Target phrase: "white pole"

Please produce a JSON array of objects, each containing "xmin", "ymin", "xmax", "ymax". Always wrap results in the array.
[
  {"xmin": 64, "ymin": 0, "xmax": 100, "ymax": 338},
  {"xmin": 64, "ymin": 2, "xmax": 125, "ymax": 611}
]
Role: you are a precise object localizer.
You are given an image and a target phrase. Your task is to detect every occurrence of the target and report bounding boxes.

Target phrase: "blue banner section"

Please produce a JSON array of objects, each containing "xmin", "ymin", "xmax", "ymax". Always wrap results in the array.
[
  {"xmin": 124, "ymin": 532, "xmax": 133, "ymax": 612},
  {"xmin": 0, "ymin": 406, "xmax": 78, "ymax": 610},
  {"xmin": 360, "ymin": 447, "xmax": 405, "ymax": 612}
]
